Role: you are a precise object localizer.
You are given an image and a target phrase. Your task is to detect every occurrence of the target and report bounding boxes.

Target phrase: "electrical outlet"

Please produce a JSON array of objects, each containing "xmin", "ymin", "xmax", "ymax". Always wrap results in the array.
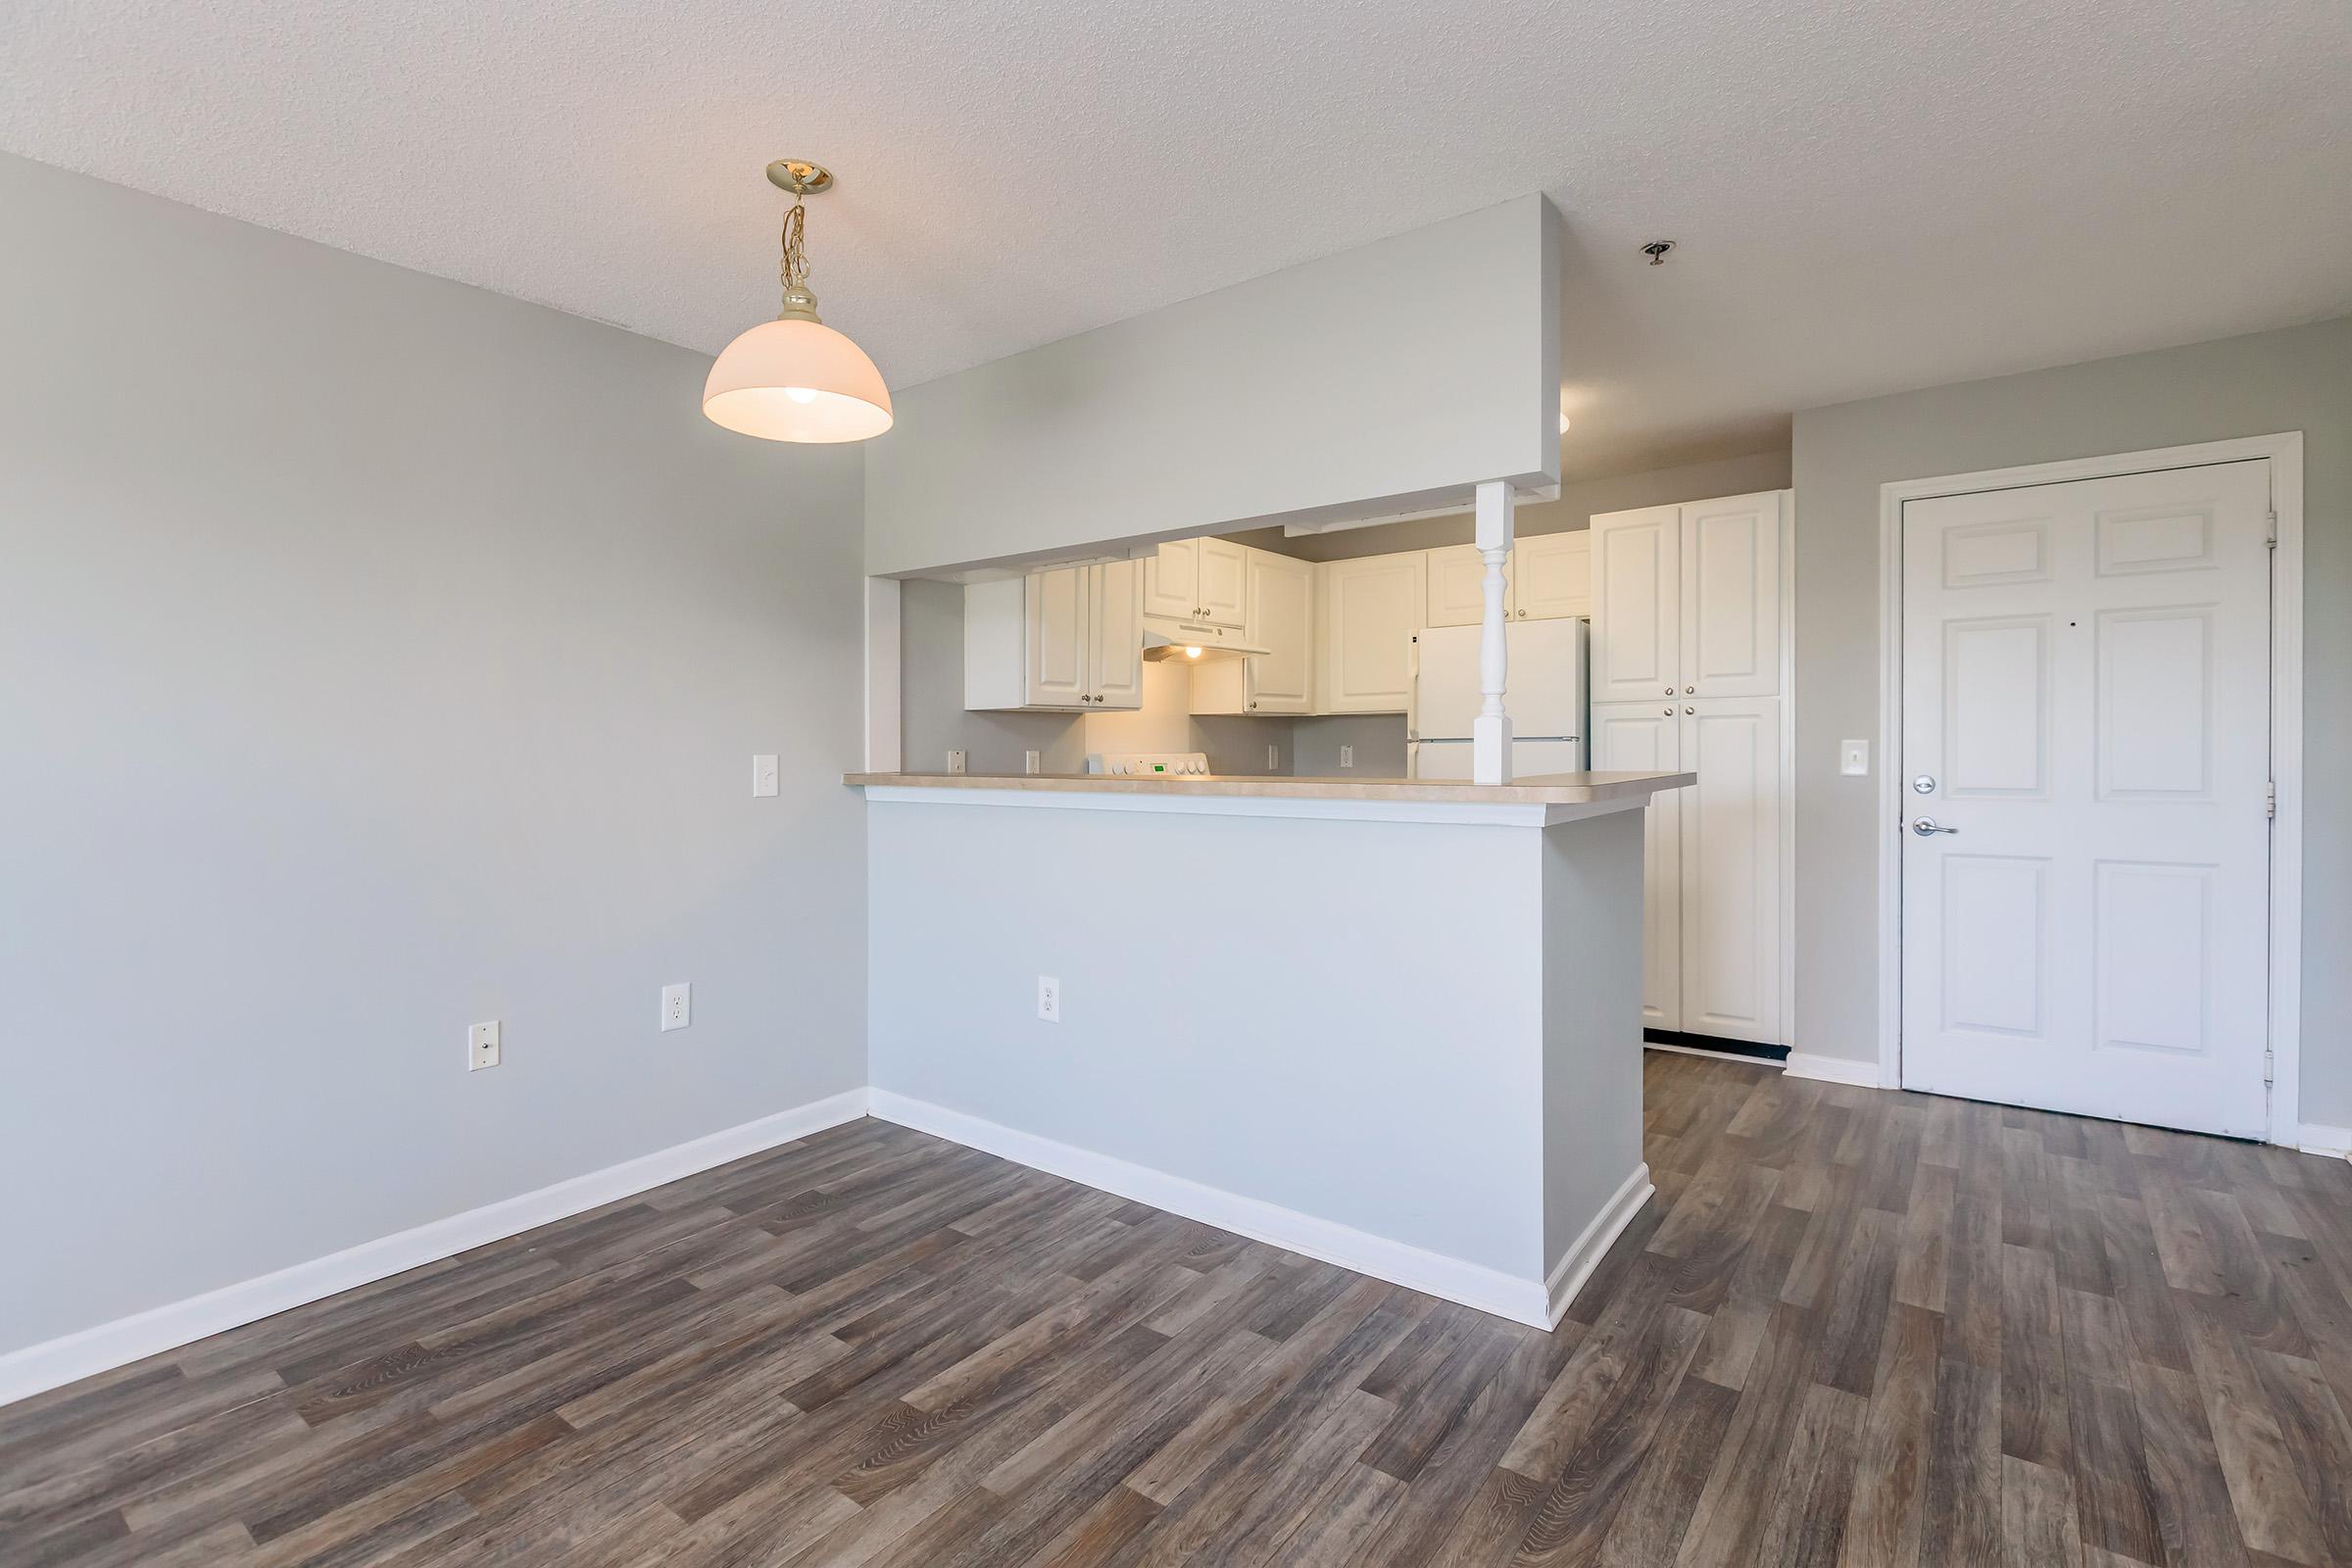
[
  {"xmin": 1037, "ymin": 975, "xmax": 1061, "ymax": 1024},
  {"xmin": 1025, "ymin": 750, "xmax": 1041, "ymax": 775},
  {"xmin": 1839, "ymin": 739, "xmax": 1870, "ymax": 777},
  {"xmin": 468, "ymin": 1020, "xmax": 501, "ymax": 1072},
  {"xmin": 1266, "ymin": 744, "xmax": 1279, "ymax": 771},
  {"xmin": 752, "ymin": 754, "xmax": 778, "ymax": 797},
  {"xmin": 1340, "ymin": 745, "xmax": 1355, "ymax": 768},
  {"xmin": 661, "ymin": 983, "xmax": 691, "ymax": 1032},
  {"xmin": 947, "ymin": 750, "xmax": 967, "ymax": 774}
]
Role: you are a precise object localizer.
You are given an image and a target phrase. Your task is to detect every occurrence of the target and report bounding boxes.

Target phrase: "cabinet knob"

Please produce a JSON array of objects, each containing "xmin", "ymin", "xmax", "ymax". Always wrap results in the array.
[
  {"xmin": 1249, "ymin": 702, "xmax": 1258, "ymax": 710},
  {"xmin": 1663, "ymin": 708, "xmax": 1674, "ymax": 715},
  {"xmin": 1665, "ymin": 687, "xmax": 1674, "ymax": 696},
  {"xmin": 1685, "ymin": 686, "xmax": 1694, "ymax": 695},
  {"xmin": 1685, "ymin": 706, "xmax": 1694, "ymax": 714}
]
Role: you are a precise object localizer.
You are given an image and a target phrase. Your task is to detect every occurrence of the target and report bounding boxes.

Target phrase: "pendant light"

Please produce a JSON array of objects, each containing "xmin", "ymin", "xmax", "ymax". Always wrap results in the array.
[{"xmin": 704, "ymin": 161, "xmax": 894, "ymax": 443}]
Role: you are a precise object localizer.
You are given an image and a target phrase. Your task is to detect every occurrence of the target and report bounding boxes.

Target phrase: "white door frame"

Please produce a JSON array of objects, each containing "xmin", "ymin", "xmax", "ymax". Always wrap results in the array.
[{"xmin": 1875, "ymin": 433, "xmax": 2304, "ymax": 1146}]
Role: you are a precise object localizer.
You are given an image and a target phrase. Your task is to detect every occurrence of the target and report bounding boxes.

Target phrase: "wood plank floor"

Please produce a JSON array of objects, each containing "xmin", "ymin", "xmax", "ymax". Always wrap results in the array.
[{"xmin": 9, "ymin": 1053, "xmax": 2352, "ymax": 1566}]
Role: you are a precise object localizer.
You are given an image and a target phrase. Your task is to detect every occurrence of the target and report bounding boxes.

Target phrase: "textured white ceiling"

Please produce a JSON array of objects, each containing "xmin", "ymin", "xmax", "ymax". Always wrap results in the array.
[{"xmin": 6, "ymin": 0, "xmax": 2348, "ymax": 477}]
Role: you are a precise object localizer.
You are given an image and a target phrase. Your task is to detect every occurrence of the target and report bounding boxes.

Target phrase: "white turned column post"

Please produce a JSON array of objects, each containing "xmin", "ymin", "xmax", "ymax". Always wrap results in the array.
[{"xmin": 1472, "ymin": 480, "xmax": 1514, "ymax": 785}]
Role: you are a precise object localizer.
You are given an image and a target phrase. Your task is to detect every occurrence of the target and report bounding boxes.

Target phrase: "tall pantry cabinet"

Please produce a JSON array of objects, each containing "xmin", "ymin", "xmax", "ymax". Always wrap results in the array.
[{"xmin": 1591, "ymin": 491, "xmax": 1790, "ymax": 1047}]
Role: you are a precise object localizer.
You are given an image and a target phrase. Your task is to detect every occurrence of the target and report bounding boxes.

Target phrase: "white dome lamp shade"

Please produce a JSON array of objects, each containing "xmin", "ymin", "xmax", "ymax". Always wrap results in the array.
[{"xmin": 704, "ymin": 161, "xmax": 894, "ymax": 444}]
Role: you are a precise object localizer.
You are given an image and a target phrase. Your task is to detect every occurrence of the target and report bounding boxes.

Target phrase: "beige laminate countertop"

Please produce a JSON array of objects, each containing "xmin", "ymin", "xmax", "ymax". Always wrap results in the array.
[{"xmin": 844, "ymin": 769, "xmax": 1694, "ymax": 805}]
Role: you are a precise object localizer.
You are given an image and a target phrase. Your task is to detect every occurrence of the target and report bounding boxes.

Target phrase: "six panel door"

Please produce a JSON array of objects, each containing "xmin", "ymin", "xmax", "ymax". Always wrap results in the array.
[{"xmin": 1898, "ymin": 460, "xmax": 2273, "ymax": 1137}]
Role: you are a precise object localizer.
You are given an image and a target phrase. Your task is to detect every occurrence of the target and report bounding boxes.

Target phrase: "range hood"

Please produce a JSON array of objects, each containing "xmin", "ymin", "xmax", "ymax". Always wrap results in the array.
[{"xmin": 1141, "ymin": 616, "xmax": 1269, "ymax": 662}]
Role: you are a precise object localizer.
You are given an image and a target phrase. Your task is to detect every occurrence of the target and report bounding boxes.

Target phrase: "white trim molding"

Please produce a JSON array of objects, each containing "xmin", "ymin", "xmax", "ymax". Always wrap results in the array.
[
  {"xmin": 0, "ymin": 1088, "xmax": 870, "ymax": 1409},
  {"xmin": 2300, "ymin": 1124, "xmax": 2352, "ymax": 1161},
  {"xmin": 1875, "ymin": 433, "xmax": 2305, "ymax": 1145},
  {"xmin": 868, "ymin": 1089, "xmax": 1645, "ymax": 1331},
  {"xmin": 1784, "ymin": 1052, "xmax": 1891, "ymax": 1089},
  {"xmin": 1542, "ymin": 1163, "xmax": 1655, "ymax": 1328}
]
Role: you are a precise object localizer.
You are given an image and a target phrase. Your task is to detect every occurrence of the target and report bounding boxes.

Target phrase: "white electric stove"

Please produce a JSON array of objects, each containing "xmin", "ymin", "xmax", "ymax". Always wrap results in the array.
[{"xmin": 1084, "ymin": 751, "xmax": 1211, "ymax": 777}]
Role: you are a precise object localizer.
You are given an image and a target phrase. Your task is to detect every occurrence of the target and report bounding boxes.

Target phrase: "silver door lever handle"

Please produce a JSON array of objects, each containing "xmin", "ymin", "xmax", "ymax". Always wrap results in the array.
[{"xmin": 1910, "ymin": 817, "xmax": 1958, "ymax": 836}]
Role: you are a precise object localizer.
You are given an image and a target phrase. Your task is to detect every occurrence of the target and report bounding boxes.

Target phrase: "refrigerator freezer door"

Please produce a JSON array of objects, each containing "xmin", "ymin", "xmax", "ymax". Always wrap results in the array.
[{"xmin": 1410, "ymin": 620, "xmax": 1587, "ymax": 742}]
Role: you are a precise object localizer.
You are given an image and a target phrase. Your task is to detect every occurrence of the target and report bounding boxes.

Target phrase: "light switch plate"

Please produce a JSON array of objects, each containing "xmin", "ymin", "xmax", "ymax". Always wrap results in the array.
[
  {"xmin": 1266, "ymin": 744, "xmax": 1279, "ymax": 771},
  {"xmin": 1839, "ymin": 739, "xmax": 1870, "ymax": 777},
  {"xmin": 661, "ymin": 983, "xmax": 690, "ymax": 1032},
  {"xmin": 1340, "ymin": 745, "xmax": 1355, "ymax": 768},
  {"xmin": 947, "ymin": 751, "xmax": 967, "ymax": 774},
  {"xmin": 468, "ymin": 1020, "xmax": 501, "ymax": 1072},
  {"xmin": 1024, "ymin": 750, "xmax": 1041, "ymax": 775},
  {"xmin": 752, "ymin": 755, "xmax": 778, "ymax": 797}
]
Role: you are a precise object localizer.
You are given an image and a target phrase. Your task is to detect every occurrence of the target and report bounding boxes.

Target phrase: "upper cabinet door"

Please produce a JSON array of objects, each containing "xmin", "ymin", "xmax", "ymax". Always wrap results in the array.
[
  {"xmin": 1142, "ymin": 539, "xmax": 1199, "ymax": 620},
  {"xmin": 1512, "ymin": 531, "xmax": 1592, "ymax": 620},
  {"xmin": 1026, "ymin": 565, "xmax": 1092, "ymax": 708},
  {"xmin": 1197, "ymin": 538, "xmax": 1248, "ymax": 628},
  {"xmin": 1089, "ymin": 559, "xmax": 1145, "ymax": 710},
  {"xmin": 1591, "ymin": 504, "xmax": 1682, "ymax": 702},
  {"xmin": 1244, "ymin": 551, "xmax": 1314, "ymax": 712},
  {"xmin": 1321, "ymin": 553, "xmax": 1425, "ymax": 712},
  {"xmin": 1423, "ymin": 543, "xmax": 1495, "ymax": 627},
  {"xmin": 1680, "ymin": 492, "xmax": 1784, "ymax": 698}
]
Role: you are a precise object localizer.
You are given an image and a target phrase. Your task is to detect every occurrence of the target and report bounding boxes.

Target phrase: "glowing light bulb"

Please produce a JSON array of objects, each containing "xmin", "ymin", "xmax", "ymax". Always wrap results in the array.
[
  {"xmin": 784, "ymin": 386, "xmax": 819, "ymax": 404},
  {"xmin": 1184, "ymin": 647, "xmax": 1202, "ymax": 660}
]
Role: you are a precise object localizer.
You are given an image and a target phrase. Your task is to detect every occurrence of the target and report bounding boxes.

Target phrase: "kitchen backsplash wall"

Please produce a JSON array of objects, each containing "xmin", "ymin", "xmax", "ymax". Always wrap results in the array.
[{"xmin": 900, "ymin": 578, "xmax": 1298, "ymax": 775}]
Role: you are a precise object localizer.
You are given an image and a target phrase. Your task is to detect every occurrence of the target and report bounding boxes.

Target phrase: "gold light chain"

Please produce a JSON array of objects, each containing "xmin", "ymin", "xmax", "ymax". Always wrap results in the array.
[{"xmin": 779, "ymin": 199, "xmax": 809, "ymax": 303}]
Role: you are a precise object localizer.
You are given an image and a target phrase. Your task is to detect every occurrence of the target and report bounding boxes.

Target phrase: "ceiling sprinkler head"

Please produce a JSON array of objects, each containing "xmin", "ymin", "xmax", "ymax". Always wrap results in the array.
[{"xmin": 1642, "ymin": 240, "xmax": 1676, "ymax": 266}]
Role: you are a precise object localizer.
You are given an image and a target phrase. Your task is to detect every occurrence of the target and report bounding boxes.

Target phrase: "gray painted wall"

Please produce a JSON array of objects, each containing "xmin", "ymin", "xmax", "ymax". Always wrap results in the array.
[
  {"xmin": 867, "ymin": 801, "xmax": 1552, "ymax": 1277},
  {"xmin": 0, "ymin": 155, "xmax": 870, "ymax": 1355},
  {"xmin": 1790, "ymin": 316, "xmax": 2351, "ymax": 1126},
  {"xmin": 864, "ymin": 196, "xmax": 1560, "ymax": 577}
]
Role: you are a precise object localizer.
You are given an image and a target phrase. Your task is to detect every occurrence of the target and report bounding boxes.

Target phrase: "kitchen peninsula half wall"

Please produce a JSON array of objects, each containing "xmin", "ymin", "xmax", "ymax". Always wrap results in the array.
[{"xmin": 852, "ymin": 767, "xmax": 1690, "ymax": 1326}]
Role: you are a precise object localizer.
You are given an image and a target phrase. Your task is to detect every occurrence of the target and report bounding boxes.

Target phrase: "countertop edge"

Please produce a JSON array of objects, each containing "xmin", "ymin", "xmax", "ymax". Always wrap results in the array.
[{"xmin": 842, "ymin": 770, "xmax": 1696, "ymax": 806}]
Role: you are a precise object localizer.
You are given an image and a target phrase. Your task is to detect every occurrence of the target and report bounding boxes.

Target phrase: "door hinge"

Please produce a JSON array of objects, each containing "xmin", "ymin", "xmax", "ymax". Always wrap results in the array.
[
  {"xmin": 2267, "ymin": 509, "xmax": 2278, "ymax": 549},
  {"xmin": 2265, "ymin": 1047, "xmax": 2276, "ymax": 1084},
  {"xmin": 2267, "ymin": 780, "xmax": 2277, "ymax": 819}
]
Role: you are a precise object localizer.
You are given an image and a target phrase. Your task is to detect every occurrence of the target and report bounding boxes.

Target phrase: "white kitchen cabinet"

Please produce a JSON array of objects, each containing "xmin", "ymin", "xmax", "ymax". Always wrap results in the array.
[
  {"xmin": 1592, "ymin": 489, "xmax": 1790, "ymax": 1048},
  {"xmin": 1426, "ymin": 532, "xmax": 1594, "ymax": 628},
  {"xmin": 1592, "ymin": 702, "xmax": 1683, "ymax": 1031},
  {"xmin": 1591, "ymin": 504, "xmax": 1682, "ymax": 702},
  {"xmin": 1678, "ymin": 697, "xmax": 1782, "ymax": 1043},
  {"xmin": 1087, "ymin": 560, "xmax": 1145, "ymax": 709},
  {"xmin": 964, "ymin": 560, "xmax": 1143, "ymax": 711},
  {"xmin": 1197, "ymin": 538, "xmax": 1248, "ymax": 628},
  {"xmin": 1143, "ymin": 537, "xmax": 1246, "ymax": 628},
  {"xmin": 1594, "ymin": 695, "xmax": 1783, "ymax": 1044},
  {"xmin": 1424, "ymin": 543, "xmax": 1493, "ymax": 627},
  {"xmin": 1141, "ymin": 538, "xmax": 1198, "ymax": 620},
  {"xmin": 1511, "ymin": 530, "xmax": 1592, "ymax": 620},
  {"xmin": 1679, "ymin": 492, "xmax": 1784, "ymax": 698},
  {"xmin": 1318, "ymin": 552, "xmax": 1425, "ymax": 712},
  {"xmin": 1193, "ymin": 548, "xmax": 1315, "ymax": 715}
]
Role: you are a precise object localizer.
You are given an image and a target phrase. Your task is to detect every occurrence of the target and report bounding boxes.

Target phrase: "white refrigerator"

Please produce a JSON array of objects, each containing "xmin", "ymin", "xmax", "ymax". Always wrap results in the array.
[{"xmin": 1406, "ymin": 619, "xmax": 1590, "ymax": 781}]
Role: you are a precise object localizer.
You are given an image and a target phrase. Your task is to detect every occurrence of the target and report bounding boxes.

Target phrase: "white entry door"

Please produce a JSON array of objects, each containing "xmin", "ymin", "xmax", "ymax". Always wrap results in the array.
[{"xmin": 1899, "ymin": 460, "xmax": 2274, "ymax": 1137}]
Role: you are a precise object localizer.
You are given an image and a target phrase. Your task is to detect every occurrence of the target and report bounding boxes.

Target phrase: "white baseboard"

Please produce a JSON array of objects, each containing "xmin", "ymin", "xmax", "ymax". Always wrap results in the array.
[
  {"xmin": 867, "ymin": 1090, "xmax": 1611, "ymax": 1331},
  {"xmin": 1783, "ymin": 1053, "xmax": 1889, "ymax": 1089},
  {"xmin": 2300, "ymin": 1122, "xmax": 2352, "ymax": 1159},
  {"xmin": 1543, "ymin": 1162, "xmax": 1655, "ymax": 1328},
  {"xmin": 0, "ymin": 1087, "xmax": 870, "ymax": 1409}
]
